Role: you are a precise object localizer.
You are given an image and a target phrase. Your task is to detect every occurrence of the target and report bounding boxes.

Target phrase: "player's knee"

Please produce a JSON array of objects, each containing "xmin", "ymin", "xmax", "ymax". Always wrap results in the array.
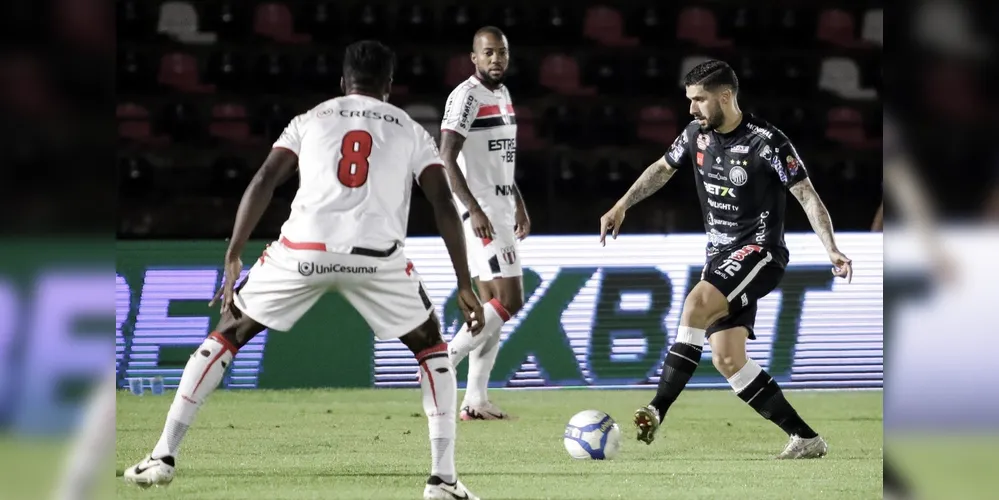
[
  {"xmin": 399, "ymin": 314, "xmax": 444, "ymax": 355},
  {"xmin": 711, "ymin": 350, "xmax": 745, "ymax": 377},
  {"xmin": 213, "ymin": 312, "xmax": 264, "ymax": 349},
  {"xmin": 681, "ymin": 289, "xmax": 726, "ymax": 328},
  {"xmin": 491, "ymin": 281, "xmax": 524, "ymax": 315}
]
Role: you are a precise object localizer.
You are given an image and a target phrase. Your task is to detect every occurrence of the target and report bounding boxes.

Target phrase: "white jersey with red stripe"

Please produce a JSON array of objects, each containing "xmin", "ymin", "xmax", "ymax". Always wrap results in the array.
[
  {"xmin": 440, "ymin": 76, "xmax": 517, "ymax": 227},
  {"xmin": 272, "ymin": 94, "xmax": 443, "ymax": 254}
]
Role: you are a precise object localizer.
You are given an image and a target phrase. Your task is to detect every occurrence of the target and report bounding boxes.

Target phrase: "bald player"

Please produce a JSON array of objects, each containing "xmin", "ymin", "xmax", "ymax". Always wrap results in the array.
[{"xmin": 440, "ymin": 26, "xmax": 529, "ymax": 420}]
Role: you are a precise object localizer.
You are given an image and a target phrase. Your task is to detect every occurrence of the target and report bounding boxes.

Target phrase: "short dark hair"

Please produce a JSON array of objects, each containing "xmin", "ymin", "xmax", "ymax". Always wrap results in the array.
[
  {"xmin": 472, "ymin": 26, "xmax": 506, "ymax": 49},
  {"xmin": 683, "ymin": 60, "xmax": 739, "ymax": 94},
  {"xmin": 342, "ymin": 40, "xmax": 395, "ymax": 91}
]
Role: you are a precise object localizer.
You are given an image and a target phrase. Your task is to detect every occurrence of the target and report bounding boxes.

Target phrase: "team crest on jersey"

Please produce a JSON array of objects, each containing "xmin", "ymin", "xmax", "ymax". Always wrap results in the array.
[
  {"xmin": 696, "ymin": 134, "xmax": 710, "ymax": 150},
  {"xmin": 759, "ymin": 144, "xmax": 773, "ymax": 160},
  {"xmin": 729, "ymin": 166, "xmax": 748, "ymax": 186},
  {"xmin": 696, "ymin": 152, "xmax": 704, "ymax": 166},
  {"xmin": 501, "ymin": 245, "xmax": 517, "ymax": 265}
]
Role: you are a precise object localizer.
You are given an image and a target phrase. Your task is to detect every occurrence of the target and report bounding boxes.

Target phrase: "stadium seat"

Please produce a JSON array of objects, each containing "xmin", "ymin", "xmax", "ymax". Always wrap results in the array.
[
  {"xmin": 861, "ymin": 9, "xmax": 883, "ymax": 46},
  {"xmin": 678, "ymin": 55, "xmax": 712, "ymax": 88},
  {"xmin": 542, "ymin": 105, "xmax": 582, "ymax": 145},
  {"xmin": 637, "ymin": 55, "xmax": 669, "ymax": 95},
  {"xmin": 211, "ymin": 156, "xmax": 253, "ymax": 197},
  {"xmin": 254, "ymin": 101, "xmax": 294, "ymax": 141},
  {"xmin": 817, "ymin": 9, "xmax": 858, "ymax": 47},
  {"xmin": 539, "ymin": 54, "xmax": 595, "ymax": 95},
  {"xmin": 489, "ymin": 4, "xmax": 531, "ymax": 43},
  {"xmin": 637, "ymin": 106, "xmax": 677, "ymax": 146},
  {"xmin": 254, "ymin": 3, "xmax": 310, "ymax": 43},
  {"xmin": 589, "ymin": 104, "xmax": 627, "ymax": 147},
  {"xmin": 157, "ymin": 52, "xmax": 215, "ymax": 93},
  {"xmin": 774, "ymin": 8, "xmax": 817, "ymax": 48},
  {"xmin": 725, "ymin": 6, "xmax": 766, "ymax": 47},
  {"xmin": 210, "ymin": 103, "xmax": 253, "ymax": 143},
  {"xmin": 444, "ymin": 54, "xmax": 475, "ymax": 89},
  {"xmin": 396, "ymin": 54, "xmax": 438, "ymax": 94},
  {"xmin": 676, "ymin": 6, "xmax": 732, "ymax": 48},
  {"xmin": 503, "ymin": 56, "xmax": 538, "ymax": 97},
  {"xmin": 158, "ymin": 1, "xmax": 217, "ymax": 44},
  {"xmin": 350, "ymin": 3, "xmax": 388, "ymax": 42},
  {"xmin": 206, "ymin": 51, "xmax": 248, "ymax": 92},
  {"xmin": 818, "ymin": 57, "xmax": 877, "ymax": 100},
  {"xmin": 117, "ymin": 103, "xmax": 168, "ymax": 144},
  {"xmin": 583, "ymin": 5, "xmax": 638, "ymax": 47},
  {"xmin": 825, "ymin": 106, "xmax": 867, "ymax": 148}
]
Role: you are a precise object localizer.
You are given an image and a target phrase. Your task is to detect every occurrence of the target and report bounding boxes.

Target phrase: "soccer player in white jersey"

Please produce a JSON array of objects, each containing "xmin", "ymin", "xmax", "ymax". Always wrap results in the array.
[
  {"xmin": 124, "ymin": 41, "xmax": 484, "ymax": 500},
  {"xmin": 439, "ymin": 26, "xmax": 530, "ymax": 421}
]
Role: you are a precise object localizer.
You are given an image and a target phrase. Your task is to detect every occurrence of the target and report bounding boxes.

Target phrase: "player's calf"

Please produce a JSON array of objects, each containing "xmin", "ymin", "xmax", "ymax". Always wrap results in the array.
[{"xmin": 711, "ymin": 328, "xmax": 823, "ymax": 457}]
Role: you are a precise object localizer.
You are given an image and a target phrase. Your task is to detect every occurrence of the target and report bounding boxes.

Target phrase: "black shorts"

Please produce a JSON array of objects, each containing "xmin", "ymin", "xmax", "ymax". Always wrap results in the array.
[{"xmin": 701, "ymin": 245, "xmax": 784, "ymax": 340}]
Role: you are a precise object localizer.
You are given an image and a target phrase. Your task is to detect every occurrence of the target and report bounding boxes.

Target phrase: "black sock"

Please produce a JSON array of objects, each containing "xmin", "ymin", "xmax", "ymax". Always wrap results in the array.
[
  {"xmin": 737, "ymin": 370, "xmax": 818, "ymax": 438},
  {"xmin": 649, "ymin": 342, "xmax": 702, "ymax": 420}
]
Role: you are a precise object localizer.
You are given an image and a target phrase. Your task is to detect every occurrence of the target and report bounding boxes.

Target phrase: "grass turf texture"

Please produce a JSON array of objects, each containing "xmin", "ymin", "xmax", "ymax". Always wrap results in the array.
[{"xmin": 116, "ymin": 389, "xmax": 882, "ymax": 499}]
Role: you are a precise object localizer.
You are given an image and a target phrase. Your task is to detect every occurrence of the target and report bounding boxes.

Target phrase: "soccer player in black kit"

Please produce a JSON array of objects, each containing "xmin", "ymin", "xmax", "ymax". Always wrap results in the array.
[{"xmin": 600, "ymin": 60, "xmax": 853, "ymax": 459}]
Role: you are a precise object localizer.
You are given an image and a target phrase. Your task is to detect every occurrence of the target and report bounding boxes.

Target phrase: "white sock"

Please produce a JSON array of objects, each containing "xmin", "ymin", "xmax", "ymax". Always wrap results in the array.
[
  {"xmin": 465, "ymin": 328, "xmax": 500, "ymax": 407},
  {"xmin": 418, "ymin": 344, "xmax": 457, "ymax": 484},
  {"xmin": 151, "ymin": 332, "xmax": 236, "ymax": 459},
  {"xmin": 448, "ymin": 298, "xmax": 510, "ymax": 367},
  {"xmin": 726, "ymin": 357, "xmax": 763, "ymax": 394}
]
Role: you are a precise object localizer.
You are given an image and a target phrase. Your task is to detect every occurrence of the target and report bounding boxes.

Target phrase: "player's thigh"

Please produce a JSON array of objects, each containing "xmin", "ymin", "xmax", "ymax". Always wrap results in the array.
[
  {"xmin": 474, "ymin": 223, "xmax": 523, "ymax": 283},
  {"xmin": 233, "ymin": 244, "xmax": 329, "ymax": 332},
  {"xmin": 337, "ymin": 253, "xmax": 435, "ymax": 341},
  {"xmin": 474, "ymin": 278, "xmax": 494, "ymax": 302},
  {"xmin": 682, "ymin": 280, "xmax": 730, "ymax": 324},
  {"xmin": 702, "ymin": 245, "xmax": 783, "ymax": 315}
]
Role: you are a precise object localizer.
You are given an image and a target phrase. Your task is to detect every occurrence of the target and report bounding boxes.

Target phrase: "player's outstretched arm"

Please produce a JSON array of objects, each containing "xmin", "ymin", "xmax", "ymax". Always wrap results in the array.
[
  {"xmin": 420, "ymin": 165, "xmax": 484, "ymax": 333},
  {"xmin": 226, "ymin": 148, "xmax": 298, "ymax": 257},
  {"xmin": 789, "ymin": 178, "xmax": 852, "ymax": 282},
  {"xmin": 440, "ymin": 130, "xmax": 494, "ymax": 239},
  {"xmin": 599, "ymin": 157, "xmax": 676, "ymax": 245}
]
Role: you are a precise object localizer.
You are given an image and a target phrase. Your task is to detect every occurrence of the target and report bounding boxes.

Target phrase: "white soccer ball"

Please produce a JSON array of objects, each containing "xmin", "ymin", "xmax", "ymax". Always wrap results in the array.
[{"xmin": 562, "ymin": 409, "xmax": 622, "ymax": 460}]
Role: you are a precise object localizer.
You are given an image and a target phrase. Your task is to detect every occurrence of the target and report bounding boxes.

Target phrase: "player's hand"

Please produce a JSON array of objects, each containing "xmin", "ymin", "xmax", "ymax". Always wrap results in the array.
[
  {"xmin": 599, "ymin": 204, "xmax": 627, "ymax": 246},
  {"xmin": 828, "ymin": 249, "xmax": 853, "ymax": 284},
  {"xmin": 210, "ymin": 252, "xmax": 243, "ymax": 314},
  {"xmin": 456, "ymin": 286, "xmax": 485, "ymax": 336},
  {"xmin": 515, "ymin": 208, "xmax": 531, "ymax": 240},
  {"xmin": 468, "ymin": 208, "xmax": 495, "ymax": 241}
]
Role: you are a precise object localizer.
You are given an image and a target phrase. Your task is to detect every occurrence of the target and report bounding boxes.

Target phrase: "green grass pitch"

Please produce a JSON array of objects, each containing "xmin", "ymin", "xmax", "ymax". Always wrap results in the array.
[{"xmin": 116, "ymin": 389, "xmax": 882, "ymax": 499}]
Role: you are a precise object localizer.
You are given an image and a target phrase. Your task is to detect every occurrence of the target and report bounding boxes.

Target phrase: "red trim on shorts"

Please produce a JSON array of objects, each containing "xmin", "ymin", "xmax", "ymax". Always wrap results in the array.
[
  {"xmin": 405, "ymin": 260, "xmax": 415, "ymax": 276},
  {"xmin": 280, "ymin": 236, "xmax": 327, "ymax": 251},
  {"xmin": 481, "ymin": 237, "xmax": 492, "ymax": 246},
  {"xmin": 487, "ymin": 298, "xmax": 511, "ymax": 322}
]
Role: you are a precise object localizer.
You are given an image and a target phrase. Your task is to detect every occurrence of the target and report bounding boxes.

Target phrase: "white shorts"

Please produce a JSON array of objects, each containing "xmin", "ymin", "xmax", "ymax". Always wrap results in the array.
[
  {"xmin": 462, "ymin": 216, "xmax": 522, "ymax": 282},
  {"xmin": 233, "ymin": 240, "xmax": 434, "ymax": 340}
]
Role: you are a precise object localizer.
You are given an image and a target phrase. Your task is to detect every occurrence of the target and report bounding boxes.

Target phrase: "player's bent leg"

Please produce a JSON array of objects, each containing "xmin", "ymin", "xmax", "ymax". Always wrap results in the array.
[
  {"xmin": 709, "ymin": 327, "xmax": 827, "ymax": 459},
  {"xmin": 460, "ymin": 277, "xmax": 523, "ymax": 421},
  {"xmin": 637, "ymin": 281, "xmax": 728, "ymax": 444},
  {"xmin": 398, "ymin": 316, "xmax": 479, "ymax": 500},
  {"xmin": 125, "ymin": 312, "xmax": 267, "ymax": 488}
]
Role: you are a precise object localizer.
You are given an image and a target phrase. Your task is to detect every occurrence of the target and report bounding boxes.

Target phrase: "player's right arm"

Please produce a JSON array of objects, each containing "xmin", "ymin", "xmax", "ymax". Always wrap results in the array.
[
  {"xmin": 599, "ymin": 129, "xmax": 686, "ymax": 245},
  {"xmin": 440, "ymin": 87, "xmax": 494, "ymax": 240}
]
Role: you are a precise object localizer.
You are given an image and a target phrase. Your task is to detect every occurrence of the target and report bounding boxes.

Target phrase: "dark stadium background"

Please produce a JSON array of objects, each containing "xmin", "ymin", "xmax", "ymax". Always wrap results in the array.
[{"xmin": 116, "ymin": 0, "xmax": 883, "ymax": 239}]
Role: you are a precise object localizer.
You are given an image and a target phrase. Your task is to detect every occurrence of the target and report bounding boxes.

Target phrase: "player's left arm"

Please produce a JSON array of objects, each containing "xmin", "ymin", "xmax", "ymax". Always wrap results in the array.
[
  {"xmin": 226, "ymin": 148, "xmax": 299, "ymax": 258},
  {"xmin": 512, "ymin": 182, "xmax": 530, "ymax": 239},
  {"xmin": 777, "ymin": 137, "xmax": 853, "ymax": 281}
]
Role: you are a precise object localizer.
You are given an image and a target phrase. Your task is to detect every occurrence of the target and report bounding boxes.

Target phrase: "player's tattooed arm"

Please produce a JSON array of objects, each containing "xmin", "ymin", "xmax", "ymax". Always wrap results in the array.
[
  {"xmin": 789, "ymin": 179, "xmax": 839, "ymax": 252},
  {"xmin": 439, "ymin": 130, "xmax": 483, "ymax": 213},
  {"xmin": 226, "ymin": 148, "xmax": 298, "ymax": 257},
  {"xmin": 618, "ymin": 157, "xmax": 676, "ymax": 209}
]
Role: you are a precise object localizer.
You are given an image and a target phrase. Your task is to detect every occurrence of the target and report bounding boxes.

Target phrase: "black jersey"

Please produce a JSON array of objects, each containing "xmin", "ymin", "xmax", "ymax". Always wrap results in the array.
[{"xmin": 664, "ymin": 113, "xmax": 808, "ymax": 267}]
